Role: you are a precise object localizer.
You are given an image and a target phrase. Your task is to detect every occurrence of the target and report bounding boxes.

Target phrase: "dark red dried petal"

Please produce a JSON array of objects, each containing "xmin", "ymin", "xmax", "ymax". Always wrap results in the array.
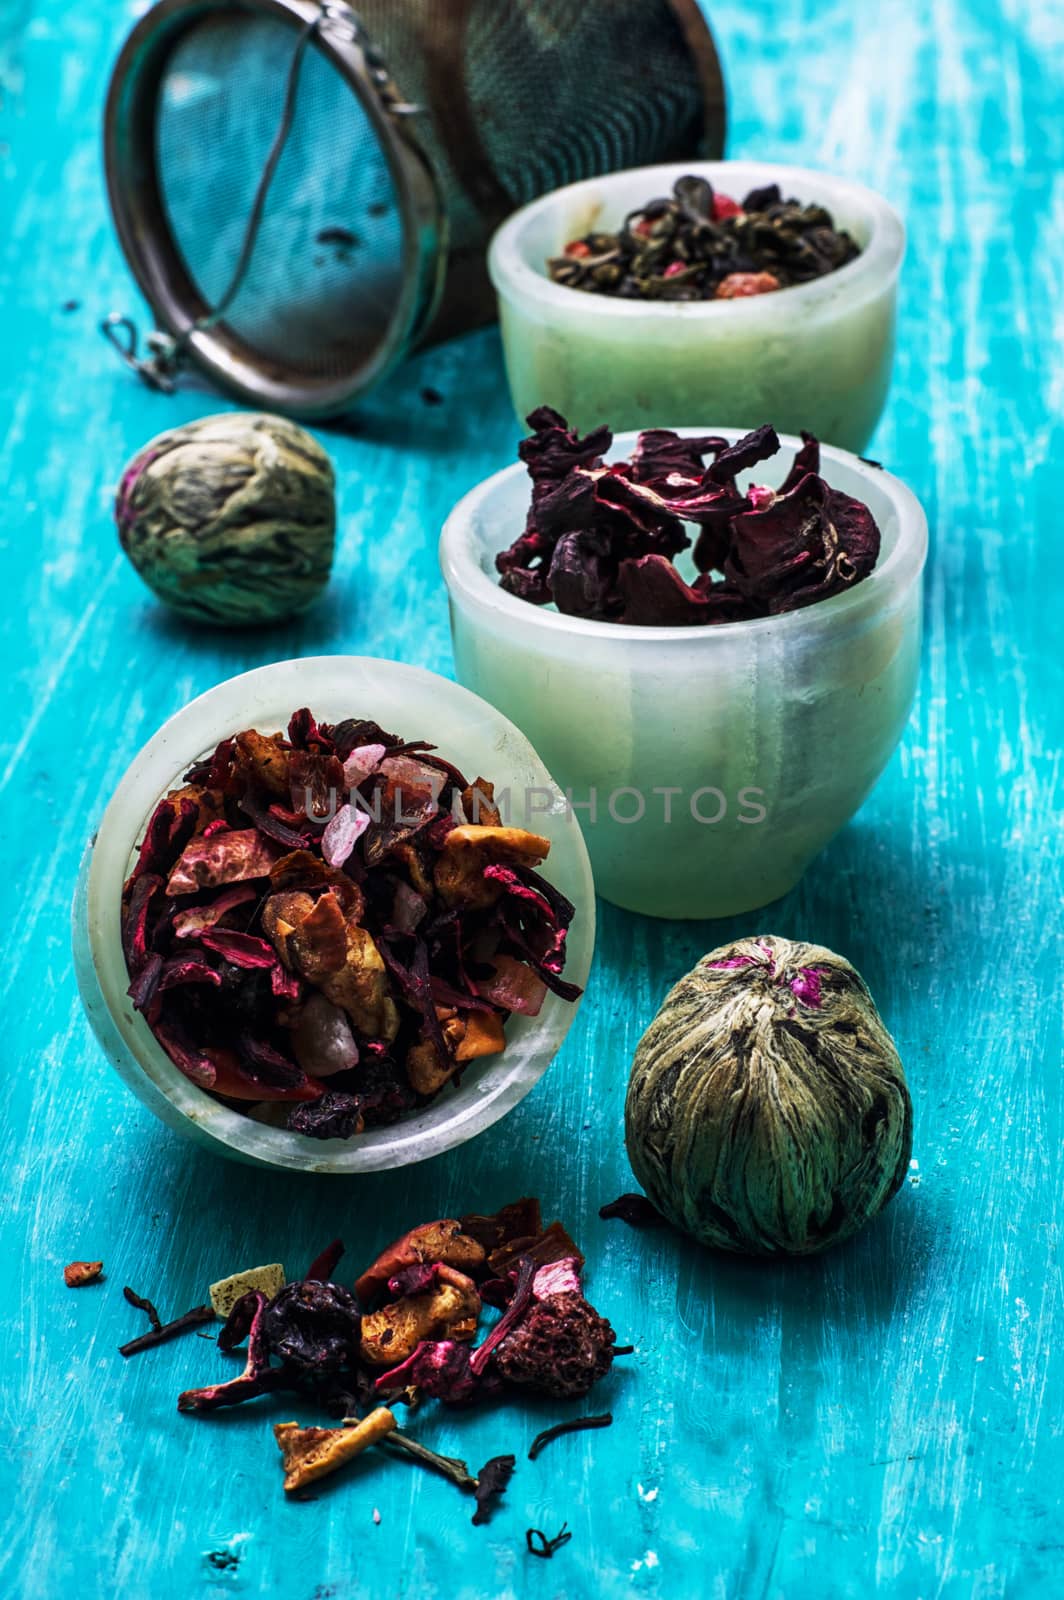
[
  {"xmin": 198, "ymin": 929, "xmax": 277, "ymax": 968},
  {"xmin": 617, "ymin": 554, "xmax": 713, "ymax": 626}
]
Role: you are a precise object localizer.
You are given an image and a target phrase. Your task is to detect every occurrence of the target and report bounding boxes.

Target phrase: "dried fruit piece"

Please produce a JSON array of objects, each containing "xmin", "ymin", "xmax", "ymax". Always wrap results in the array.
[
  {"xmin": 360, "ymin": 1266, "xmax": 482, "ymax": 1366},
  {"xmin": 715, "ymin": 270, "xmax": 781, "ymax": 298},
  {"xmin": 287, "ymin": 1091, "xmax": 364, "ymax": 1140},
  {"xmin": 274, "ymin": 1407, "xmax": 396, "ymax": 1494},
  {"xmin": 356, "ymin": 1222, "xmax": 487, "ymax": 1307},
  {"xmin": 165, "ymin": 829, "xmax": 278, "ymax": 895},
  {"xmin": 209, "ymin": 1264, "xmax": 286, "ymax": 1320},
  {"xmin": 435, "ymin": 826, "xmax": 550, "ymax": 910},
  {"xmin": 64, "ymin": 1260, "xmax": 103, "ymax": 1287},
  {"xmin": 492, "ymin": 1291, "xmax": 617, "ymax": 1398}
]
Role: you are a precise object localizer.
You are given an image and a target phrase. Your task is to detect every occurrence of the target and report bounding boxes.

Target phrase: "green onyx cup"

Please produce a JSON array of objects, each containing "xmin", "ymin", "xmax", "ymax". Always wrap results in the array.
[
  {"xmin": 72, "ymin": 657, "xmax": 594, "ymax": 1171},
  {"xmin": 488, "ymin": 162, "xmax": 905, "ymax": 453},
  {"xmin": 440, "ymin": 432, "xmax": 927, "ymax": 921}
]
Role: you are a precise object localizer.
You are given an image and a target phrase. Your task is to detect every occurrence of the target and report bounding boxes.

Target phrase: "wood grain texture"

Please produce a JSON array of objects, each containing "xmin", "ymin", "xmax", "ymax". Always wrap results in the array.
[{"xmin": 1, "ymin": 1, "xmax": 1062, "ymax": 1596}]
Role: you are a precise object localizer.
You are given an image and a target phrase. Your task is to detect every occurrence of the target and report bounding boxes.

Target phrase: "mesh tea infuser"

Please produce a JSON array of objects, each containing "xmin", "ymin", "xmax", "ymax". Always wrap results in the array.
[{"xmin": 102, "ymin": 0, "xmax": 725, "ymax": 417}]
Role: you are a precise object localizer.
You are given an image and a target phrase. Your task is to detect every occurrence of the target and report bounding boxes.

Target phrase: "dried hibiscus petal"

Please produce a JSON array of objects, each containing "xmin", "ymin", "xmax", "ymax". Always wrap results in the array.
[
  {"xmin": 497, "ymin": 413, "xmax": 879, "ymax": 627},
  {"xmin": 198, "ymin": 929, "xmax": 276, "ymax": 968},
  {"xmin": 178, "ymin": 1290, "xmax": 279, "ymax": 1412},
  {"xmin": 727, "ymin": 473, "xmax": 881, "ymax": 612},
  {"xmin": 617, "ymin": 553, "xmax": 713, "ymax": 626}
]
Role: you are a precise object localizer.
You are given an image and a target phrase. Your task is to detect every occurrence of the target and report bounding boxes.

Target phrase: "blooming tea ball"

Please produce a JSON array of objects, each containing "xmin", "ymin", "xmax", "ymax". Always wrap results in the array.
[
  {"xmin": 115, "ymin": 412, "xmax": 335, "ymax": 625},
  {"xmin": 625, "ymin": 936, "xmax": 912, "ymax": 1255}
]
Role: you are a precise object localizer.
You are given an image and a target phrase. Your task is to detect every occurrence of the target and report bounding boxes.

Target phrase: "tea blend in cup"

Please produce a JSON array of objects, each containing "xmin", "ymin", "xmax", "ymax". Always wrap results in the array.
[
  {"xmin": 495, "ymin": 409, "xmax": 881, "ymax": 625},
  {"xmin": 549, "ymin": 175, "xmax": 860, "ymax": 302},
  {"xmin": 121, "ymin": 709, "xmax": 581, "ymax": 1139}
]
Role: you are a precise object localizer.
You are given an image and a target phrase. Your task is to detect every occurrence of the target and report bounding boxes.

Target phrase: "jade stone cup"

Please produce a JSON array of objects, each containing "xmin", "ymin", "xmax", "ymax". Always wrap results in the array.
[
  {"xmin": 440, "ymin": 433, "xmax": 927, "ymax": 920},
  {"xmin": 72, "ymin": 657, "xmax": 594, "ymax": 1171},
  {"xmin": 488, "ymin": 161, "xmax": 905, "ymax": 453}
]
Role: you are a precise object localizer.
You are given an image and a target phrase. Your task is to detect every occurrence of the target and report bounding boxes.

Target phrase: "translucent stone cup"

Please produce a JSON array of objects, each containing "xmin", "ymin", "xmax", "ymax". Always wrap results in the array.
[
  {"xmin": 488, "ymin": 162, "xmax": 905, "ymax": 453},
  {"xmin": 72, "ymin": 657, "xmax": 594, "ymax": 1172},
  {"xmin": 440, "ymin": 433, "xmax": 927, "ymax": 920}
]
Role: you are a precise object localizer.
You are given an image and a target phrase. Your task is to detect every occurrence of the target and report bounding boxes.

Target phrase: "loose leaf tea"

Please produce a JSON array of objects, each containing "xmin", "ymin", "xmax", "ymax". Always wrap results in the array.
[
  {"xmin": 527, "ymin": 1412, "xmax": 613, "ymax": 1460},
  {"xmin": 526, "ymin": 1524, "xmax": 573, "ymax": 1559},
  {"xmin": 598, "ymin": 1194, "xmax": 668, "ymax": 1229},
  {"xmin": 166, "ymin": 1198, "xmax": 623, "ymax": 1510},
  {"xmin": 121, "ymin": 711, "xmax": 581, "ymax": 1139},
  {"xmin": 471, "ymin": 1454, "xmax": 516, "ymax": 1525},
  {"xmin": 123, "ymin": 1285, "xmax": 162, "ymax": 1331},
  {"xmin": 496, "ymin": 411, "xmax": 881, "ymax": 626},
  {"xmin": 548, "ymin": 176, "xmax": 859, "ymax": 301},
  {"xmin": 120, "ymin": 1304, "xmax": 215, "ymax": 1358}
]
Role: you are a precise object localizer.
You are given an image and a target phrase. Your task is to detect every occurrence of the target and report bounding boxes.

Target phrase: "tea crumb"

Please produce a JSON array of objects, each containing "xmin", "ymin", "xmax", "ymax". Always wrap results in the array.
[{"xmin": 64, "ymin": 1260, "xmax": 103, "ymax": 1287}]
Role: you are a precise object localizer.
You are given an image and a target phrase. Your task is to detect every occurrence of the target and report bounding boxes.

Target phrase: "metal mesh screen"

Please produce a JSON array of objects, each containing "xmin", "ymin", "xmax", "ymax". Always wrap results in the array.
[
  {"xmin": 157, "ymin": 13, "xmax": 405, "ymax": 380},
  {"xmin": 110, "ymin": 0, "xmax": 724, "ymax": 409},
  {"xmin": 351, "ymin": 0, "xmax": 716, "ymax": 237}
]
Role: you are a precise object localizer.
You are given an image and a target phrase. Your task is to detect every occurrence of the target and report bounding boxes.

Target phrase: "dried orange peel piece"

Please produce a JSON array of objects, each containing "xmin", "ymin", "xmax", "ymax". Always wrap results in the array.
[
  {"xmin": 359, "ymin": 1266, "xmax": 482, "ymax": 1366},
  {"xmin": 63, "ymin": 1260, "xmax": 104, "ymax": 1287},
  {"xmin": 274, "ymin": 1407, "xmax": 396, "ymax": 1493},
  {"xmin": 355, "ymin": 1220, "xmax": 486, "ymax": 1306},
  {"xmin": 434, "ymin": 825, "xmax": 550, "ymax": 909}
]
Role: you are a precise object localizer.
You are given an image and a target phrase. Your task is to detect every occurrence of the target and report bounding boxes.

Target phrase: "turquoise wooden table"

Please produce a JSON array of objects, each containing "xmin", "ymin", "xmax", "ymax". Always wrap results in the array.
[{"xmin": 2, "ymin": 2, "xmax": 1062, "ymax": 1595}]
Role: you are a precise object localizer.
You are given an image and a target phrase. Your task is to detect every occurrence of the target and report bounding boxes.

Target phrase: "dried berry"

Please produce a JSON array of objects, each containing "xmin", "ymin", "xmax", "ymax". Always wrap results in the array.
[
  {"xmin": 261, "ymin": 1281, "xmax": 362, "ymax": 1377},
  {"xmin": 492, "ymin": 1292, "xmax": 617, "ymax": 1399},
  {"xmin": 287, "ymin": 1092, "xmax": 363, "ymax": 1141}
]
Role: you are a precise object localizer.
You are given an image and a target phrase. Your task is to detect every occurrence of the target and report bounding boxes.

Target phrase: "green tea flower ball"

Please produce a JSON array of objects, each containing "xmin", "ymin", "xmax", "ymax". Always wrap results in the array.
[
  {"xmin": 625, "ymin": 936, "xmax": 912, "ymax": 1255},
  {"xmin": 115, "ymin": 412, "xmax": 335, "ymax": 625}
]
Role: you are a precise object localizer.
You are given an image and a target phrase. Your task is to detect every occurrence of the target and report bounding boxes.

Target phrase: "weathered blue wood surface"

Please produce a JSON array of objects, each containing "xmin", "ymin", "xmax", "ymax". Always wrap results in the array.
[{"xmin": 2, "ymin": 2, "xmax": 1062, "ymax": 1595}]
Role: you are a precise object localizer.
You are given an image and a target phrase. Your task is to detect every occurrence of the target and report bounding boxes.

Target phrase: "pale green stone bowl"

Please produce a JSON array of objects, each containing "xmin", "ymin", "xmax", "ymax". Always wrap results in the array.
[
  {"xmin": 488, "ymin": 161, "xmax": 905, "ymax": 452},
  {"xmin": 72, "ymin": 658, "xmax": 594, "ymax": 1172},
  {"xmin": 440, "ymin": 433, "xmax": 927, "ymax": 921}
]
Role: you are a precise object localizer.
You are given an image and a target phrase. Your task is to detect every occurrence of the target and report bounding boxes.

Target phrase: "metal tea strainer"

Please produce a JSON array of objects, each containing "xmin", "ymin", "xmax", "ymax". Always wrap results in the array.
[{"xmin": 103, "ymin": 0, "xmax": 725, "ymax": 416}]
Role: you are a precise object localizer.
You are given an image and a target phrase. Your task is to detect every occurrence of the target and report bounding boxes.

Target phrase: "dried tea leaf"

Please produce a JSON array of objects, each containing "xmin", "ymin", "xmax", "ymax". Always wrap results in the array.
[{"xmin": 472, "ymin": 1453, "xmax": 516, "ymax": 1525}]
